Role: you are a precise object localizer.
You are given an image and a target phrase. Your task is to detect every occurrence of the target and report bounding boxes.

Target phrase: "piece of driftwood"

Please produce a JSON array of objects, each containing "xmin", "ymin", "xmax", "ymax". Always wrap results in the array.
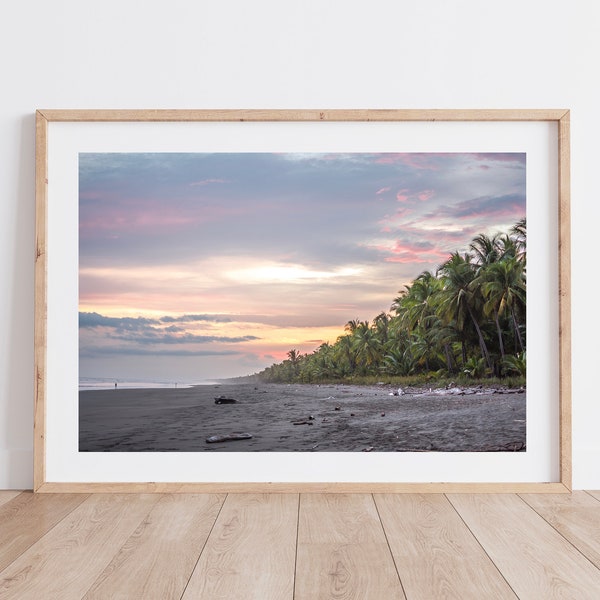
[
  {"xmin": 214, "ymin": 396, "xmax": 238, "ymax": 404},
  {"xmin": 205, "ymin": 433, "xmax": 252, "ymax": 443}
]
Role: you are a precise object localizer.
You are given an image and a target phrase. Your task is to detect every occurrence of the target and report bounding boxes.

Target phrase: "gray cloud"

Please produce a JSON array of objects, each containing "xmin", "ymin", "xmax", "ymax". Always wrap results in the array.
[
  {"xmin": 110, "ymin": 332, "xmax": 259, "ymax": 345},
  {"xmin": 79, "ymin": 311, "xmax": 260, "ymax": 360},
  {"xmin": 427, "ymin": 193, "xmax": 525, "ymax": 220},
  {"xmin": 79, "ymin": 312, "xmax": 159, "ymax": 330},
  {"xmin": 80, "ymin": 346, "xmax": 243, "ymax": 358},
  {"xmin": 160, "ymin": 314, "xmax": 232, "ymax": 323}
]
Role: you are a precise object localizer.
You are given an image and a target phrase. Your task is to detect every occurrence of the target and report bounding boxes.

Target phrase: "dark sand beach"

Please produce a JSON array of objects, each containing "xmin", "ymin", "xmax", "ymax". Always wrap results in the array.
[{"xmin": 79, "ymin": 383, "xmax": 525, "ymax": 452}]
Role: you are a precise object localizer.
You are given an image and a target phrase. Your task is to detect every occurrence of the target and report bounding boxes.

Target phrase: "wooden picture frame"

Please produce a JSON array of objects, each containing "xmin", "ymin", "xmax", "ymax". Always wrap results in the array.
[{"xmin": 34, "ymin": 109, "xmax": 571, "ymax": 493}]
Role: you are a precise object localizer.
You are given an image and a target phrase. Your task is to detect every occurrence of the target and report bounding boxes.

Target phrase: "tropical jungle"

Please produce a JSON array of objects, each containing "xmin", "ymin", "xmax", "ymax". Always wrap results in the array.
[{"xmin": 256, "ymin": 219, "xmax": 526, "ymax": 385}]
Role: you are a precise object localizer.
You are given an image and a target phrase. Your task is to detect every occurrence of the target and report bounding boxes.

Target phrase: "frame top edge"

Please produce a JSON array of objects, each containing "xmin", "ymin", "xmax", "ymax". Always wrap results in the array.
[{"xmin": 35, "ymin": 108, "xmax": 570, "ymax": 122}]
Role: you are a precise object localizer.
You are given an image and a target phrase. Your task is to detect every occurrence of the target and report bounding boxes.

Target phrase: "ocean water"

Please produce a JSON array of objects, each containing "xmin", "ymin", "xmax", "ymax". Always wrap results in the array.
[{"xmin": 79, "ymin": 378, "xmax": 221, "ymax": 391}]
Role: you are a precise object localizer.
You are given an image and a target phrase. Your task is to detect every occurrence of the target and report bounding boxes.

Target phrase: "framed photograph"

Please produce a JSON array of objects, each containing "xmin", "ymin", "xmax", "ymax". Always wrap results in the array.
[{"xmin": 34, "ymin": 109, "xmax": 571, "ymax": 492}]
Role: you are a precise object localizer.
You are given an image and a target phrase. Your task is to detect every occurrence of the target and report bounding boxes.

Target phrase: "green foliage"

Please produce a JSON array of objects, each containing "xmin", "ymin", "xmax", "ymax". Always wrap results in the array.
[
  {"xmin": 462, "ymin": 357, "xmax": 489, "ymax": 378},
  {"xmin": 256, "ymin": 220, "xmax": 526, "ymax": 385},
  {"xmin": 503, "ymin": 352, "xmax": 527, "ymax": 377}
]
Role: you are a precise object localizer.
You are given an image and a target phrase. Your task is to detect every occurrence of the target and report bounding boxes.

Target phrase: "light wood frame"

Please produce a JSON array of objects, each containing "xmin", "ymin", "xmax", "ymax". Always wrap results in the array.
[{"xmin": 34, "ymin": 109, "xmax": 571, "ymax": 493}]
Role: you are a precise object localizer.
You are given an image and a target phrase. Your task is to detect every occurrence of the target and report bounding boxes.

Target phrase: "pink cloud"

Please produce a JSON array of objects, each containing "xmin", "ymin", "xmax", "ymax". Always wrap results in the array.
[
  {"xmin": 379, "ymin": 206, "xmax": 414, "ymax": 232},
  {"xmin": 384, "ymin": 241, "xmax": 447, "ymax": 263},
  {"xmin": 80, "ymin": 200, "xmax": 251, "ymax": 235},
  {"xmin": 374, "ymin": 154, "xmax": 440, "ymax": 170},
  {"xmin": 417, "ymin": 190, "xmax": 435, "ymax": 202},
  {"xmin": 396, "ymin": 189, "xmax": 410, "ymax": 202},
  {"xmin": 376, "ymin": 186, "xmax": 391, "ymax": 195},
  {"xmin": 372, "ymin": 240, "xmax": 448, "ymax": 265},
  {"xmin": 394, "ymin": 188, "xmax": 435, "ymax": 203},
  {"xmin": 397, "ymin": 223, "xmax": 480, "ymax": 248},
  {"xmin": 378, "ymin": 207, "xmax": 414, "ymax": 230}
]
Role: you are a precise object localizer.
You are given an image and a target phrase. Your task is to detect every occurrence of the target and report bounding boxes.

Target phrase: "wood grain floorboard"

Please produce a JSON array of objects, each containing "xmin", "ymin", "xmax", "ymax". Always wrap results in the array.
[
  {"xmin": 182, "ymin": 493, "xmax": 298, "ymax": 600},
  {"xmin": 0, "ymin": 492, "xmax": 89, "ymax": 572},
  {"xmin": 0, "ymin": 491, "xmax": 21, "ymax": 508},
  {"xmin": 375, "ymin": 493, "xmax": 517, "ymax": 599},
  {"xmin": 1, "ymin": 490, "xmax": 600, "ymax": 598},
  {"xmin": 0, "ymin": 493, "xmax": 159, "ymax": 600},
  {"xmin": 448, "ymin": 493, "xmax": 600, "ymax": 600},
  {"xmin": 295, "ymin": 493, "xmax": 405, "ymax": 599},
  {"xmin": 519, "ymin": 491, "xmax": 600, "ymax": 569},
  {"xmin": 83, "ymin": 493, "xmax": 225, "ymax": 600}
]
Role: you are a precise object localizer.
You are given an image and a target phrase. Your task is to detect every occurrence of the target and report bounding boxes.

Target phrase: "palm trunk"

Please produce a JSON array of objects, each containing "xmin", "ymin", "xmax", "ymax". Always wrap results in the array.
[
  {"xmin": 512, "ymin": 309, "xmax": 524, "ymax": 353},
  {"xmin": 495, "ymin": 311, "xmax": 505, "ymax": 360},
  {"xmin": 467, "ymin": 304, "xmax": 492, "ymax": 370},
  {"xmin": 444, "ymin": 343, "xmax": 454, "ymax": 374}
]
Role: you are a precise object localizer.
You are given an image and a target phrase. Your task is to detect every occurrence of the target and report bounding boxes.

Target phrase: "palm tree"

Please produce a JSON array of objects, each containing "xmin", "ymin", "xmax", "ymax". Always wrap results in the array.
[
  {"xmin": 382, "ymin": 346, "xmax": 416, "ymax": 376},
  {"xmin": 400, "ymin": 271, "xmax": 439, "ymax": 330},
  {"xmin": 344, "ymin": 319, "xmax": 365, "ymax": 334},
  {"xmin": 438, "ymin": 252, "xmax": 492, "ymax": 371},
  {"xmin": 334, "ymin": 334, "xmax": 357, "ymax": 375},
  {"xmin": 352, "ymin": 321, "xmax": 381, "ymax": 373},
  {"xmin": 372, "ymin": 312, "xmax": 391, "ymax": 345},
  {"xmin": 469, "ymin": 232, "xmax": 501, "ymax": 267},
  {"xmin": 511, "ymin": 218, "xmax": 526, "ymax": 261},
  {"xmin": 478, "ymin": 257, "xmax": 526, "ymax": 359}
]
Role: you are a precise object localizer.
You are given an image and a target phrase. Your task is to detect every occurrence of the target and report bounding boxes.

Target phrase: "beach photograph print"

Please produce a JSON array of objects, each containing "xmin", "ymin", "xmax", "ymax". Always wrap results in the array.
[{"xmin": 79, "ymin": 152, "xmax": 526, "ymax": 452}]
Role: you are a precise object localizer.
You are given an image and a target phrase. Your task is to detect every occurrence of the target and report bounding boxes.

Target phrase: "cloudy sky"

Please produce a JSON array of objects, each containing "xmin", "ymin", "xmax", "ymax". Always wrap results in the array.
[{"xmin": 79, "ymin": 152, "xmax": 525, "ymax": 382}]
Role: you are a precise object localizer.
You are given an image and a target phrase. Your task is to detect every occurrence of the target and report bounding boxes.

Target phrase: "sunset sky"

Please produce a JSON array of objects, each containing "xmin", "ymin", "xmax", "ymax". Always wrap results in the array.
[{"xmin": 79, "ymin": 152, "xmax": 526, "ymax": 382}]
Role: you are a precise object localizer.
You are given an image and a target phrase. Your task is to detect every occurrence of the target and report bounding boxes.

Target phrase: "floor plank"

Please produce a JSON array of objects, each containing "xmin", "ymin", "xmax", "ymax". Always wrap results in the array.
[
  {"xmin": 295, "ymin": 493, "xmax": 405, "ymax": 600},
  {"xmin": 375, "ymin": 493, "xmax": 517, "ymax": 599},
  {"xmin": 587, "ymin": 490, "xmax": 600, "ymax": 502},
  {"xmin": 0, "ymin": 492, "xmax": 88, "ymax": 572},
  {"xmin": 448, "ymin": 493, "xmax": 600, "ymax": 600},
  {"xmin": 0, "ymin": 493, "xmax": 159, "ymax": 600},
  {"xmin": 520, "ymin": 491, "xmax": 600, "ymax": 569},
  {"xmin": 182, "ymin": 493, "xmax": 298, "ymax": 600},
  {"xmin": 0, "ymin": 491, "xmax": 21, "ymax": 508},
  {"xmin": 83, "ymin": 493, "xmax": 225, "ymax": 600}
]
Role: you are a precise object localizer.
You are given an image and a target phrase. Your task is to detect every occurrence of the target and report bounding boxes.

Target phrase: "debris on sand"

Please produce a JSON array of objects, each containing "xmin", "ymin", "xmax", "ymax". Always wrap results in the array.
[
  {"xmin": 429, "ymin": 386, "xmax": 525, "ymax": 397},
  {"xmin": 292, "ymin": 415, "xmax": 315, "ymax": 425},
  {"xmin": 206, "ymin": 432, "xmax": 252, "ymax": 443},
  {"xmin": 215, "ymin": 396, "xmax": 238, "ymax": 404},
  {"xmin": 362, "ymin": 446, "xmax": 374, "ymax": 452}
]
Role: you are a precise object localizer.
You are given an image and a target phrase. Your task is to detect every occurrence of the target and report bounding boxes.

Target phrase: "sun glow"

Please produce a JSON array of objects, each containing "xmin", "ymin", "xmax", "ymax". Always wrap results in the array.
[{"xmin": 227, "ymin": 263, "xmax": 362, "ymax": 284}]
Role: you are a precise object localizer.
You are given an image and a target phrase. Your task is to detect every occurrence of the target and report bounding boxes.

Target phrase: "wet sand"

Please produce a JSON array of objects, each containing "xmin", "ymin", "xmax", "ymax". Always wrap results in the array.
[{"xmin": 79, "ymin": 382, "xmax": 526, "ymax": 452}]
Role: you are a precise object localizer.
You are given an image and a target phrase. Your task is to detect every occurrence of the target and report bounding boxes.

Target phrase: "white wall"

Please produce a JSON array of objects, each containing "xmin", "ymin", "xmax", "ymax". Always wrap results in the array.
[{"xmin": 1, "ymin": 0, "xmax": 598, "ymax": 489}]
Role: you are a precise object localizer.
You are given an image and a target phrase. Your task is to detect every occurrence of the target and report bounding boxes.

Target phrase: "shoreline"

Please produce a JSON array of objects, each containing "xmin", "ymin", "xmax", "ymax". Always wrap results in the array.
[{"xmin": 79, "ymin": 382, "xmax": 526, "ymax": 452}]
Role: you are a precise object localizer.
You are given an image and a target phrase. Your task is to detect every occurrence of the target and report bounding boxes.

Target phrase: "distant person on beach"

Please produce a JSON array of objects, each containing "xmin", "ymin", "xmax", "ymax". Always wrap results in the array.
[{"xmin": 114, "ymin": 382, "xmax": 117, "ymax": 390}]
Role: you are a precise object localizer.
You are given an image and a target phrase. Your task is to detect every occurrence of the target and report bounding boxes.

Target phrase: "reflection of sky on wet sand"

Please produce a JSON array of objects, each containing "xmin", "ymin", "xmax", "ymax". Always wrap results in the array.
[{"xmin": 79, "ymin": 152, "xmax": 525, "ymax": 381}]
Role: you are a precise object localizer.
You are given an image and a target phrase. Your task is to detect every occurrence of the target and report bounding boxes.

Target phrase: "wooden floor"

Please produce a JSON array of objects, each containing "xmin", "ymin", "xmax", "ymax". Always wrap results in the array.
[{"xmin": 0, "ymin": 491, "xmax": 599, "ymax": 599}]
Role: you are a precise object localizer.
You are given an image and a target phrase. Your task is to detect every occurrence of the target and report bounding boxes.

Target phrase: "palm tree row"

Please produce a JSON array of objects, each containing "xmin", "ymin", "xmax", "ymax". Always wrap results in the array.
[{"xmin": 257, "ymin": 219, "xmax": 526, "ymax": 384}]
